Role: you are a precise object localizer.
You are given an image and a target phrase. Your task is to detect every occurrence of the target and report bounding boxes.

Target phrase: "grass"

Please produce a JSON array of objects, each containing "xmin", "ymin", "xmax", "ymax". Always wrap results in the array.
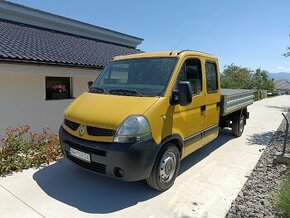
[
  {"xmin": 0, "ymin": 125, "xmax": 63, "ymax": 176},
  {"xmin": 277, "ymin": 169, "xmax": 290, "ymax": 217}
]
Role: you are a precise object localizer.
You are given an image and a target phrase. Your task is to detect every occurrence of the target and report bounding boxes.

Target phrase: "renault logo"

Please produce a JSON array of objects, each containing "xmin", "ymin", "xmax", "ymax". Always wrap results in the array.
[{"xmin": 79, "ymin": 125, "xmax": 85, "ymax": 136}]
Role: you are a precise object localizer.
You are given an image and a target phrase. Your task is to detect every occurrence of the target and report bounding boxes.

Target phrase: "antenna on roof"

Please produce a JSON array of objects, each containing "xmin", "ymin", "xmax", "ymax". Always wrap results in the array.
[{"xmin": 169, "ymin": 32, "xmax": 190, "ymax": 55}]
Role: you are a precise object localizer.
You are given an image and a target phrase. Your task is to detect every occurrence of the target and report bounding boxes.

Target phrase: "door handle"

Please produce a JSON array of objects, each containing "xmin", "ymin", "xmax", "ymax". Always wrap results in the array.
[{"xmin": 201, "ymin": 105, "xmax": 206, "ymax": 111}]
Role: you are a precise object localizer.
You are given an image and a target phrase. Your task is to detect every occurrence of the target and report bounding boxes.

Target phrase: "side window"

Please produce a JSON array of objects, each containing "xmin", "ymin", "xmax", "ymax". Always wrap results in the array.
[
  {"xmin": 205, "ymin": 61, "xmax": 218, "ymax": 93},
  {"xmin": 175, "ymin": 59, "xmax": 202, "ymax": 95}
]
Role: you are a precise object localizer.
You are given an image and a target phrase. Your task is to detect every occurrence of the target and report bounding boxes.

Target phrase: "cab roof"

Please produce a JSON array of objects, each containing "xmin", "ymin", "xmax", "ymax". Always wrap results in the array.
[{"xmin": 112, "ymin": 50, "xmax": 218, "ymax": 61}]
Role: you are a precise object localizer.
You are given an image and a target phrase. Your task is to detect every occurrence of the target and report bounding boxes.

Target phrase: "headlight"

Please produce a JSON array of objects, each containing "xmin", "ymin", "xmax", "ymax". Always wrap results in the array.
[{"xmin": 114, "ymin": 115, "xmax": 152, "ymax": 143}]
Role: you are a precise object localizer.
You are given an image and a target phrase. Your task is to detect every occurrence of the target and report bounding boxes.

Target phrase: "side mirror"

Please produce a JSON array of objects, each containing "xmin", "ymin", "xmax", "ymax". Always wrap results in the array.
[
  {"xmin": 87, "ymin": 81, "xmax": 93, "ymax": 88},
  {"xmin": 178, "ymin": 81, "xmax": 193, "ymax": 106}
]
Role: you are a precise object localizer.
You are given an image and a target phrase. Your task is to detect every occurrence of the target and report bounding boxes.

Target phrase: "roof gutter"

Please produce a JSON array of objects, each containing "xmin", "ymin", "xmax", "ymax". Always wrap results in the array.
[{"xmin": 0, "ymin": 58, "xmax": 104, "ymax": 70}]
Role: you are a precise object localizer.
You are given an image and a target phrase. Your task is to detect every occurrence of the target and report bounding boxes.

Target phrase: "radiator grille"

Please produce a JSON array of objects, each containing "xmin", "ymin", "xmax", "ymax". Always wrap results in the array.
[
  {"xmin": 86, "ymin": 126, "xmax": 115, "ymax": 136},
  {"xmin": 64, "ymin": 119, "xmax": 80, "ymax": 131}
]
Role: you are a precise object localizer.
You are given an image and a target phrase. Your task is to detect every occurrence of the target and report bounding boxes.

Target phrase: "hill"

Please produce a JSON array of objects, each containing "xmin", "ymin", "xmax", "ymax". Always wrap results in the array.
[{"xmin": 269, "ymin": 72, "xmax": 290, "ymax": 81}]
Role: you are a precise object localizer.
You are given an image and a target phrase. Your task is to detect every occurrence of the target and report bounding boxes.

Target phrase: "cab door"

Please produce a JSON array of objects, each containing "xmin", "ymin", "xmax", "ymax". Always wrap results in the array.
[
  {"xmin": 172, "ymin": 58, "xmax": 206, "ymax": 157},
  {"xmin": 203, "ymin": 60, "xmax": 220, "ymax": 144}
]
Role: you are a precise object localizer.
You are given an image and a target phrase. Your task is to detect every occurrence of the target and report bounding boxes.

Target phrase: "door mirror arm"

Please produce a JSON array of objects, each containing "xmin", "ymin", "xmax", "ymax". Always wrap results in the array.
[
  {"xmin": 170, "ymin": 90, "xmax": 179, "ymax": 105},
  {"xmin": 87, "ymin": 81, "xmax": 93, "ymax": 89}
]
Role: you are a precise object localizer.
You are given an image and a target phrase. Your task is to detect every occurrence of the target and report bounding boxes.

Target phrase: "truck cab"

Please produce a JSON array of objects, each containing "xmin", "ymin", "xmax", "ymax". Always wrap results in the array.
[{"xmin": 59, "ymin": 51, "xmax": 252, "ymax": 191}]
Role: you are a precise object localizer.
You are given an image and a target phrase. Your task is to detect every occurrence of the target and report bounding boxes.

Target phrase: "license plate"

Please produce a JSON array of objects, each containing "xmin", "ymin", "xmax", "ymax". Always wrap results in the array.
[{"xmin": 69, "ymin": 148, "xmax": 91, "ymax": 163}]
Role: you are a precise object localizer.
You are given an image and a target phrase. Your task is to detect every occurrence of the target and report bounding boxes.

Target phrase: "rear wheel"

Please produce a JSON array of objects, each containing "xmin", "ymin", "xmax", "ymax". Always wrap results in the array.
[
  {"xmin": 146, "ymin": 143, "xmax": 180, "ymax": 191},
  {"xmin": 232, "ymin": 114, "xmax": 245, "ymax": 137}
]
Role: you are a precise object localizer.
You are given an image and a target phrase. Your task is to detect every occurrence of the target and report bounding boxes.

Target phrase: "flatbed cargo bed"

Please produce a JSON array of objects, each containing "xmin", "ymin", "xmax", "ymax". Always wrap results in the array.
[{"xmin": 221, "ymin": 89, "xmax": 254, "ymax": 116}]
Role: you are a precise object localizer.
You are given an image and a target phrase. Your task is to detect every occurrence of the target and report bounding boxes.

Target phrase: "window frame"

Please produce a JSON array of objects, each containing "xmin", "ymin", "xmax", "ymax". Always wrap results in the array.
[
  {"xmin": 205, "ymin": 60, "xmax": 219, "ymax": 94},
  {"xmin": 45, "ymin": 76, "xmax": 74, "ymax": 101},
  {"xmin": 174, "ymin": 57, "xmax": 203, "ymax": 96}
]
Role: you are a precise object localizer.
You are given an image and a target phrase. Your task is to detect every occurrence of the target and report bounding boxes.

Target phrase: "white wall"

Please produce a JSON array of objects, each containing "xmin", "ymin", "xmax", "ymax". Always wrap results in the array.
[{"xmin": 0, "ymin": 63, "xmax": 99, "ymax": 137}]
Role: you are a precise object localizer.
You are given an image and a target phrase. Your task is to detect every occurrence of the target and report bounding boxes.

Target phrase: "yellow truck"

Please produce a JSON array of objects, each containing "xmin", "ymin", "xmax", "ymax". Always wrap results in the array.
[{"xmin": 59, "ymin": 50, "xmax": 254, "ymax": 191}]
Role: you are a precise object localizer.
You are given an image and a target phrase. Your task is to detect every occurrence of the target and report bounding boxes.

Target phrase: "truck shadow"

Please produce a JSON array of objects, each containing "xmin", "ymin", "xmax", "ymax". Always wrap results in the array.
[
  {"xmin": 32, "ymin": 129, "xmax": 234, "ymax": 214},
  {"xmin": 179, "ymin": 129, "xmax": 234, "ymax": 174},
  {"xmin": 33, "ymin": 159, "xmax": 159, "ymax": 214}
]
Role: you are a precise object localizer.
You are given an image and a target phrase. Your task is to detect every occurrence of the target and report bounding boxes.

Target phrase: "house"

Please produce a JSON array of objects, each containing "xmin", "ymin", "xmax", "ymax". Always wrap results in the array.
[
  {"xmin": 0, "ymin": 1, "xmax": 143, "ymax": 137},
  {"xmin": 274, "ymin": 80, "xmax": 290, "ymax": 95}
]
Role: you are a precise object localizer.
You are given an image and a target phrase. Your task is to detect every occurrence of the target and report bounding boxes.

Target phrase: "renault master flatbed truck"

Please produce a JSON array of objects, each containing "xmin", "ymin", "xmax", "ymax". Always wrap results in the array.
[{"xmin": 59, "ymin": 51, "xmax": 254, "ymax": 191}]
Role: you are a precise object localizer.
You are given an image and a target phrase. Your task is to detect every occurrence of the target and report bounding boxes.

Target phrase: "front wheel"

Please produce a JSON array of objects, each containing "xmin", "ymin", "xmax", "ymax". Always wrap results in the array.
[
  {"xmin": 146, "ymin": 143, "xmax": 180, "ymax": 191},
  {"xmin": 232, "ymin": 114, "xmax": 245, "ymax": 137}
]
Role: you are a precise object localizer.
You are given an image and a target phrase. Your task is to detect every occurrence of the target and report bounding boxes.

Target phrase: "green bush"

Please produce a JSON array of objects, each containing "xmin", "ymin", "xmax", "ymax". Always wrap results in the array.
[
  {"xmin": 277, "ymin": 171, "xmax": 290, "ymax": 216},
  {"xmin": 254, "ymin": 91, "xmax": 260, "ymax": 101},
  {"xmin": 0, "ymin": 125, "xmax": 63, "ymax": 176}
]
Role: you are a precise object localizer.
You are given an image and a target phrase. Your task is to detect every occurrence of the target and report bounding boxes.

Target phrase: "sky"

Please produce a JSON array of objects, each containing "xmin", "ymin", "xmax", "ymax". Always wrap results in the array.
[{"xmin": 9, "ymin": 0, "xmax": 290, "ymax": 73}]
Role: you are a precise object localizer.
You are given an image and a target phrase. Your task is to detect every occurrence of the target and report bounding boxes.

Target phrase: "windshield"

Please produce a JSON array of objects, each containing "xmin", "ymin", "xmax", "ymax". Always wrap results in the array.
[{"xmin": 89, "ymin": 57, "xmax": 177, "ymax": 97}]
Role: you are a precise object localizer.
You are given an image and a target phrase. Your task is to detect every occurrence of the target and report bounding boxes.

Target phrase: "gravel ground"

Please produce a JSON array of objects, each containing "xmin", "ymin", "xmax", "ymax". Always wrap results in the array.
[{"xmin": 226, "ymin": 111, "xmax": 290, "ymax": 218}]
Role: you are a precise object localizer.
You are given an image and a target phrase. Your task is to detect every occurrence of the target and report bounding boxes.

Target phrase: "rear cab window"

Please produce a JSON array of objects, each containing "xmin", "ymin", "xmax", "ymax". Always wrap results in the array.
[{"xmin": 205, "ymin": 61, "xmax": 218, "ymax": 93}]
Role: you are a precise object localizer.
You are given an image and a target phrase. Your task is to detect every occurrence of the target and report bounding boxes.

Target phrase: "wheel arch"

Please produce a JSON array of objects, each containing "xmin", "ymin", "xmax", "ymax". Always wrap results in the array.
[
  {"xmin": 226, "ymin": 107, "xmax": 248, "ymax": 121},
  {"xmin": 159, "ymin": 134, "xmax": 184, "ymax": 157}
]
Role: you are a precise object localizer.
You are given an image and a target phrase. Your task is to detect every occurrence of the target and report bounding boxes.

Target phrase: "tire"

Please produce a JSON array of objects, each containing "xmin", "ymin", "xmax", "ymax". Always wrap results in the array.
[
  {"xmin": 146, "ymin": 143, "xmax": 180, "ymax": 191},
  {"xmin": 232, "ymin": 114, "xmax": 245, "ymax": 137}
]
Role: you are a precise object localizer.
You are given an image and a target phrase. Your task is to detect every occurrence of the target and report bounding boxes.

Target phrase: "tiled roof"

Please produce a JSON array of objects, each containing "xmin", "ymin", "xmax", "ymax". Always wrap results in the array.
[
  {"xmin": 0, "ymin": 19, "xmax": 141, "ymax": 68},
  {"xmin": 274, "ymin": 80, "xmax": 290, "ymax": 90}
]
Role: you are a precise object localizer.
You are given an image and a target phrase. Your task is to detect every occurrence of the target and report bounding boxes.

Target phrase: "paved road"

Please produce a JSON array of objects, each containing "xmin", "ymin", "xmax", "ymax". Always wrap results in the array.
[{"xmin": 1, "ymin": 95, "xmax": 290, "ymax": 218}]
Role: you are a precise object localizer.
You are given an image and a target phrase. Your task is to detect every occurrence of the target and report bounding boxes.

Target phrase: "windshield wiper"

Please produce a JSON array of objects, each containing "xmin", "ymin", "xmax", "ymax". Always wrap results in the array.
[
  {"xmin": 109, "ymin": 88, "xmax": 143, "ymax": 97},
  {"xmin": 89, "ymin": 86, "xmax": 107, "ymax": 94}
]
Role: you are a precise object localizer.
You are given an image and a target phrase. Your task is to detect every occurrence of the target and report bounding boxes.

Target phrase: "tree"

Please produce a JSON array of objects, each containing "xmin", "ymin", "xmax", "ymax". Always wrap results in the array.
[
  {"xmin": 251, "ymin": 68, "xmax": 275, "ymax": 92},
  {"xmin": 284, "ymin": 47, "xmax": 290, "ymax": 57},
  {"xmin": 283, "ymin": 34, "xmax": 290, "ymax": 57},
  {"xmin": 221, "ymin": 64, "xmax": 275, "ymax": 95},
  {"xmin": 221, "ymin": 64, "xmax": 252, "ymax": 89}
]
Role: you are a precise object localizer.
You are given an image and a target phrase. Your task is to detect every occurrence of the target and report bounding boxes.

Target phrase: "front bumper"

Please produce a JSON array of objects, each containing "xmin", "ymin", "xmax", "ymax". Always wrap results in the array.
[{"xmin": 59, "ymin": 126, "xmax": 160, "ymax": 181}]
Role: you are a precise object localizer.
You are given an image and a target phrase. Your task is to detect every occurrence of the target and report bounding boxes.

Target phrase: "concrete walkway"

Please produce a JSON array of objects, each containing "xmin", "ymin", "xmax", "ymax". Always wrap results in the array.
[{"xmin": 1, "ymin": 95, "xmax": 290, "ymax": 218}]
